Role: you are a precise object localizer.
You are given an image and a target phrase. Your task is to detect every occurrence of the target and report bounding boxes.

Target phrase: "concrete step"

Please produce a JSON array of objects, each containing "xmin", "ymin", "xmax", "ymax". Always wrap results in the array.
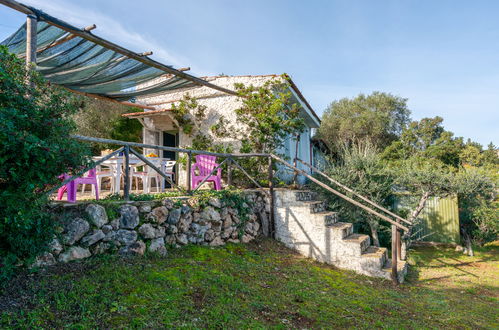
[
  {"xmin": 294, "ymin": 190, "xmax": 318, "ymax": 202},
  {"xmin": 382, "ymin": 259, "xmax": 408, "ymax": 283},
  {"xmin": 342, "ymin": 233, "xmax": 371, "ymax": 256},
  {"xmin": 361, "ymin": 246, "xmax": 388, "ymax": 268},
  {"xmin": 302, "ymin": 200, "xmax": 326, "ymax": 213},
  {"xmin": 327, "ymin": 222, "xmax": 353, "ymax": 239},
  {"xmin": 315, "ymin": 211, "xmax": 339, "ymax": 225}
]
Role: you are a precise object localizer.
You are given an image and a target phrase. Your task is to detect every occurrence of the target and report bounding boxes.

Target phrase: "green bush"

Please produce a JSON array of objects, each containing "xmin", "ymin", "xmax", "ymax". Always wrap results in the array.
[{"xmin": 0, "ymin": 46, "xmax": 90, "ymax": 281}]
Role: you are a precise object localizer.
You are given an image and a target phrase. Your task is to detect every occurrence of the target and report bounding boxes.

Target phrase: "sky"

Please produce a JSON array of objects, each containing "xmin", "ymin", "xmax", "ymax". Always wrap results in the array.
[{"xmin": 1, "ymin": 0, "xmax": 498, "ymax": 146}]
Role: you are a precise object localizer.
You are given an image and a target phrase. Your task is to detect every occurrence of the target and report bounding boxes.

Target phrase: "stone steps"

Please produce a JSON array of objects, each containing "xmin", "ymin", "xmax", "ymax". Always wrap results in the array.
[{"xmin": 274, "ymin": 189, "xmax": 407, "ymax": 282}]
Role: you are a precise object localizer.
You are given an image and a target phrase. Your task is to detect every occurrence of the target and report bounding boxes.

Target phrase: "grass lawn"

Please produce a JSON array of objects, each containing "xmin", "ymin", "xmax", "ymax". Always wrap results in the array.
[{"xmin": 1, "ymin": 239, "xmax": 497, "ymax": 329}]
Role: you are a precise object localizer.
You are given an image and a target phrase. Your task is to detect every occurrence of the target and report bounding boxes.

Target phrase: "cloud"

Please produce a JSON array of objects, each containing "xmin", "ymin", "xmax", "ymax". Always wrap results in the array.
[{"xmin": 22, "ymin": 0, "xmax": 212, "ymax": 75}]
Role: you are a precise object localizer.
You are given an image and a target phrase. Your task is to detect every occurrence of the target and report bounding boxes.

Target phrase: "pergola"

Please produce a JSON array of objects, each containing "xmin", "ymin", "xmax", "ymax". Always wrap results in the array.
[{"xmin": 0, "ymin": 0, "xmax": 238, "ymax": 110}]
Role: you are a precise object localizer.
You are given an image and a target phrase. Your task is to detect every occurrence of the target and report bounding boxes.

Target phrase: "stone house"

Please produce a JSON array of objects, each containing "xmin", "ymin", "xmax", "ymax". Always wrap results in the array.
[{"xmin": 123, "ymin": 74, "xmax": 321, "ymax": 187}]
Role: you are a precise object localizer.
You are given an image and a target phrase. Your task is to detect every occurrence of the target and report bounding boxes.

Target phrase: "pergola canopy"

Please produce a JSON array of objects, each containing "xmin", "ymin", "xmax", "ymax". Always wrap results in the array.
[{"xmin": 0, "ymin": 1, "xmax": 237, "ymax": 102}]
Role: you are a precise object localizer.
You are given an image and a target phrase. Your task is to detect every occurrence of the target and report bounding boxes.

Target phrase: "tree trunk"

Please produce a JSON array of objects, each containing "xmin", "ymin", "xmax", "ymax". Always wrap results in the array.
[
  {"xmin": 408, "ymin": 191, "xmax": 431, "ymax": 224},
  {"xmin": 403, "ymin": 191, "xmax": 431, "ymax": 254},
  {"xmin": 369, "ymin": 223, "xmax": 380, "ymax": 247}
]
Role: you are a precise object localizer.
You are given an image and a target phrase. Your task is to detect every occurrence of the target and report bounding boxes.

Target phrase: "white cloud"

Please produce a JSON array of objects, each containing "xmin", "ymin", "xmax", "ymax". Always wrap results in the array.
[{"xmin": 22, "ymin": 0, "xmax": 212, "ymax": 75}]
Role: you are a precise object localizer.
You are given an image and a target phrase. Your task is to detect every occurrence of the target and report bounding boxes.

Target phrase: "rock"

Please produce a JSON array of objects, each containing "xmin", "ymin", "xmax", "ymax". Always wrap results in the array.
[
  {"xmin": 116, "ymin": 229, "xmax": 138, "ymax": 245},
  {"xmin": 227, "ymin": 239, "xmax": 240, "ymax": 244},
  {"xmin": 58, "ymin": 246, "xmax": 91, "ymax": 263},
  {"xmin": 165, "ymin": 235, "xmax": 176, "ymax": 245},
  {"xmin": 85, "ymin": 204, "xmax": 108, "ymax": 228},
  {"xmin": 49, "ymin": 238, "xmax": 63, "ymax": 255},
  {"xmin": 208, "ymin": 197, "xmax": 222, "ymax": 208},
  {"xmin": 119, "ymin": 240, "xmax": 145, "ymax": 256},
  {"xmin": 176, "ymin": 234, "xmax": 188, "ymax": 245},
  {"xmin": 200, "ymin": 206, "xmax": 221, "ymax": 222},
  {"xmin": 241, "ymin": 234, "xmax": 252, "ymax": 243},
  {"xmin": 231, "ymin": 230, "xmax": 239, "ymax": 239},
  {"xmin": 178, "ymin": 214, "xmax": 193, "ymax": 233},
  {"xmin": 168, "ymin": 208, "xmax": 182, "ymax": 225},
  {"xmin": 222, "ymin": 227, "xmax": 234, "ymax": 239},
  {"xmin": 102, "ymin": 225, "xmax": 113, "ymax": 234},
  {"xmin": 32, "ymin": 252, "xmax": 56, "ymax": 268},
  {"xmin": 155, "ymin": 226, "xmax": 166, "ymax": 238},
  {"xmin": 204, "ymin": 229, "xmax": 216, "ymax": 242},
  {"xmin": 166, "ymin": 225, "xmax": 178, "ymax": 235},
  {"xmin": 181, "ymin": 205, "xmax": 191, "ymax": 214},
  {"xmin": 149, "ymin": 238, "xmax": 167, "ymax": 256},
  {"xmin": 223, "ymin": 215, "xmax": 232, "ymax": 229},
  {"xmin": 138, "ymin": 203, "xmax": 152, "ymax": 213},
  {"xmin": 455, "ymin": 245, "xmax": 464, "ymax": 252},
  {"xmin": 118, "ymin": 205, "xmax": 139, "ymax": 229},
  {"xmin": 138, "ymin": 223, "xmax": 156, "ymax": 239},
  {"xmin": 81, "ymin": 230, "xmax": 105, "ymax": 246},
  {"xmin": 110, "ymin": 219, "xmax": 119, "ymax": 230},
  {"xmin": 253, "ymin": 221, "xmax": 260, "ymax": 234},
  {"xmin": 103, "ymin": 230, "xmax": 116, "ymax": 242},
  {"xmin": 149, "ymin": 206, "xmax": 169, "ymax": 224},
  {"xmin": 63, "ymin": 218, "xmax": 90, "ymax": 245},
  {"xmin": 209, "ymin": 236, "xmax": 224, "ymax": 246},
  {"xmin": 163, "ymin": 199, "xmax": 174, "ymax": 209},
  {"xmin": 91, "ymin": 242, "xmax": 111, "ymax": 255}
]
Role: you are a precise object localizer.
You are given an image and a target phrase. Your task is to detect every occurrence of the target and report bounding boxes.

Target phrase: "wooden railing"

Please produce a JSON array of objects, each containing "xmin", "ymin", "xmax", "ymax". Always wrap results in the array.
[{"xmin": 61, "ymin": 135, "xmax": 410, "ymax": 283}]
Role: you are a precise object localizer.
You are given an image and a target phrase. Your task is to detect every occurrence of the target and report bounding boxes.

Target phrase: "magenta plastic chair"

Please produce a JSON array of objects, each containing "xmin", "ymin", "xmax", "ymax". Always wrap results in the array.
[
  {"xmin": 57, "ymin": 168, "xmax": 99, "ymax": 203},
  {"xmin": 191, "ymin": 155, "xmax": 222, "ymax": 191}
]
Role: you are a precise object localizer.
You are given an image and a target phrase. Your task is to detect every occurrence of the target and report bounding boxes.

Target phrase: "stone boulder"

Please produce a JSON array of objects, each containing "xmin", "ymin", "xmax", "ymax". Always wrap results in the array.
[
  {"xmin": 81, "ymin": 230, "xmax": 105, "ymax": 246},
  {"xmin": 116, "ymin": 229, "xmax": 138, "ymax": 245},
  {"xmin": 58, "ymin": 246, "xmax": 91, "ymax": 263},
  {"xmin": 138, "ymin": 223, "xmax": 156, "ymax": 239},
  {"xmin": 32, "ymin": 252, "xmax": 56, "ymax": 268},
  {"xmin": 149, "ymin": 238, "xmax": 167, "ymax": 256},
  {"xmin": 63, "ymin": 218, "xmax": 90, "ymax": 245},
  {"xmin": 200, "ymin": 206, "xmax": 221, "ymax": 222},
  {"xmin": 85, "ymin": 204, "xmax": 108, "ymax": 228},
  {"xmin": 118, "ymin": 205, "xmax": 139, "ymax": 229},
  {"xmin": 148, "ymin": 206, "xmax": 169, "ymax": 224},
  {"xmin": 119, "ymin": 240, "xmax": 145, "ymax": 256},
  {"xmin": 167, "ymin": 208, "xmax": 182, "ymax": 225},
  {"xmin": 49, "ymin": 238, "xmax": 63, "ymax": 255}
]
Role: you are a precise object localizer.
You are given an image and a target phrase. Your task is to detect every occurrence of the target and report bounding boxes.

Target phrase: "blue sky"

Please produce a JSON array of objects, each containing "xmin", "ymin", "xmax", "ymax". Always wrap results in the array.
[{"xmin": 1, "ymin": 0, "xmax": 498, "ymax": 146}]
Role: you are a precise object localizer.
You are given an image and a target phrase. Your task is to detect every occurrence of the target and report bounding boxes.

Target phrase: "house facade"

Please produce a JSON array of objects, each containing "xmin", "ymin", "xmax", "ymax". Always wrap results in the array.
[{"xmin": 124, "ymin": 74, "xmax": 321, "ymax": 187}]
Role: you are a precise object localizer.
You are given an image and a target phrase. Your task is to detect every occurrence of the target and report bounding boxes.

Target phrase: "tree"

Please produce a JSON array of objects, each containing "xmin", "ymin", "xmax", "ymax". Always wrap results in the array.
[
  {"xmin": 0, "ymin": 46, "xmax": 89, "ymax": 280},
  {"xmin": 454, "ymin": 167, "xmax": 497, "ymax": 249},
  {"xmin": 383, "ymin": 116, "xmax": 464, "ymax": 168},
  {"xmin": 313, "ymin": 143, "xmax": 395, "ymax": 246},
  {"xmin": 317, "ymin": 92, "xmax": 411, "ymax": 155},
  {"xmin": 73, "ymin": 97, "xmax": 143, "ymax": 153}
]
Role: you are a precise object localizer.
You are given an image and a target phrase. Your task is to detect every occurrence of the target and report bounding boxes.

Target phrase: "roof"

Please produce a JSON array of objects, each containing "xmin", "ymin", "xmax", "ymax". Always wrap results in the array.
[{"xmin": 122, "ymin": 109, "xmax": 173, "ymax": 118}]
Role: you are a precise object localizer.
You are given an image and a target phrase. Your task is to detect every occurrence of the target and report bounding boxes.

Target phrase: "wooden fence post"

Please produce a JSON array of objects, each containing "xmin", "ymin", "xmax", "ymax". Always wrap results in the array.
[
  {"xmin": 186, "ymin": 151, "xmax": 192, "ymax": 194},
  {"xmin": 227, "ymin": 157, "xmax": 232, "ymax": 188},
  {"xmin": 391, "ymin": 224, "xmax": 399, "ymax": 284},
  {"xmin": 268, "ymin": 156, "xmax": 275, "ymax": 238},
  {"xmin": 293, "ymin": 134, "xmax": 300, "ymax": 187},
  {"xmin": 124, "ymin": 145, "xmax": 130, "ymax": 201}
]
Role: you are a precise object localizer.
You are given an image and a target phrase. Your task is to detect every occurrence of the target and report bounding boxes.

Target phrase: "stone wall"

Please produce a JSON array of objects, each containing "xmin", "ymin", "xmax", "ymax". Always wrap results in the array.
[{"xmin": 33, "ymin": 191, "xmax": 269, "ymax": 268}]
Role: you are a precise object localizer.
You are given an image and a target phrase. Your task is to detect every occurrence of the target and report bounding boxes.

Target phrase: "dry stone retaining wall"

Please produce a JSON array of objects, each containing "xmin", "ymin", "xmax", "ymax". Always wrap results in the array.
[{"xmin": 33, "ymin": 191, "xmax": 269, "ymax": 268}]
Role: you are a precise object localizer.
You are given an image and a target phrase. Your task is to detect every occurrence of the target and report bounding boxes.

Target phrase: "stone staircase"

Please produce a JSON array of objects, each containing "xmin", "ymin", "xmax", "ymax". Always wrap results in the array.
[{"xmin": 274, "ymin": 190, "xmax": 407, "ymax": 282}]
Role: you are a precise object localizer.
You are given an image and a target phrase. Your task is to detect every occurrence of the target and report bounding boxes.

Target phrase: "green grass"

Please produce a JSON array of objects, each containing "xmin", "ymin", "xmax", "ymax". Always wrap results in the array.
[{"xmin": 1, "ymin": 240, "xmax": 497, "ymax": 329}]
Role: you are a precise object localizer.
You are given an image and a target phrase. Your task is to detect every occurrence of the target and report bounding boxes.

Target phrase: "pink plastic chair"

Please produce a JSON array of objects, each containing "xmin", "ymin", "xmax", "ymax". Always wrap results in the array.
[
  {"xmin": 191, "ymin": 155, "xmax": 222, "ymax": 191},
  {"xmin": 57, "ymin": 168, "xmax": 99, "ymax": 203}
]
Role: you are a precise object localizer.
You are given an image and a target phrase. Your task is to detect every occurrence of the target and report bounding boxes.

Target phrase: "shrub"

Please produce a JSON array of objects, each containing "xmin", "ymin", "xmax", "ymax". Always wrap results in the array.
[{"xmin": 0, "ymin": 46, "xmax": 90, "ymax": 281}]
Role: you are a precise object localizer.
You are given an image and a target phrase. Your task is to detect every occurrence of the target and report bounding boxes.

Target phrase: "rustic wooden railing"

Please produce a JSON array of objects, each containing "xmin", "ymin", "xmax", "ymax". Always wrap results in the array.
[{"xmin": 60, "ymin": 135, "xmax": 409, "ymax": 283}]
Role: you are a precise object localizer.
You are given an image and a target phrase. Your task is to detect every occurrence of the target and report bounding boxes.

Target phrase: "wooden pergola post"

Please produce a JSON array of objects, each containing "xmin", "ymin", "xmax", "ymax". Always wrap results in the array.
[{"xmin": 25, "ymin": 14, "xmax": 37, "ymax": 68}]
